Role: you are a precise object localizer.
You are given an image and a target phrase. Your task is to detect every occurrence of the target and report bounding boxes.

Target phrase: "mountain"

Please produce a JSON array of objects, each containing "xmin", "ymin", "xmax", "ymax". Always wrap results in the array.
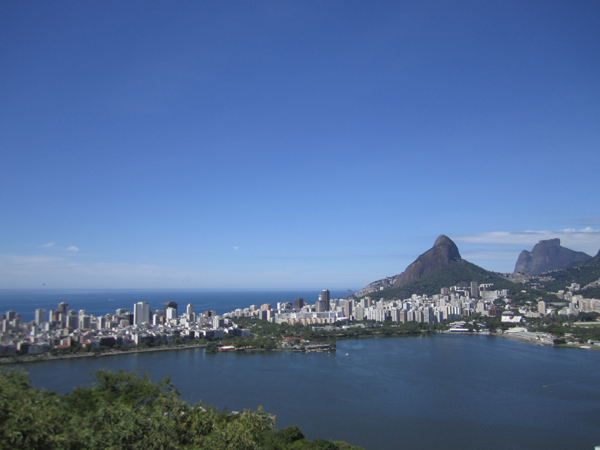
[
  {"xmin": 514, "ymin": 238, "xmax": 591, "ymax": 275},
  {"xmin": 353, "ymin": 235, "xmax": 461, "ymax": 298},
  {"xmin": 393, "ymin": 235, "xmax": 461, "ymax": 287},
  {"xmin": 523, "ymin": 247, "xmax": 600, "ymax": 294},
  {"xmin": 353, "ymin": 234, "xmax": 555, "ymax": 303}
]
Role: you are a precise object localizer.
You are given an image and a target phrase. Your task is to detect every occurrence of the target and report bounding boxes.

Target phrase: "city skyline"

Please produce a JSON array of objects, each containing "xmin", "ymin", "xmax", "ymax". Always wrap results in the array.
[{"xmin": 1, "ymin": 1, "xmax": 599, "ymax": 289}]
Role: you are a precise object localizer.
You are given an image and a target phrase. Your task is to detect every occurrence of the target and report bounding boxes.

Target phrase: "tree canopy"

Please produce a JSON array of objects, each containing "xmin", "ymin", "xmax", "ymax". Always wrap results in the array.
[{"xmin": 0, "ymin": 368, "xmax": 362, "ymax": 450}]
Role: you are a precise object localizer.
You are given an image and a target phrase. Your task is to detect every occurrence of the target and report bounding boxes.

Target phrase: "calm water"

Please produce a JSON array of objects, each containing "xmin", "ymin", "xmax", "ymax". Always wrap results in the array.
[{"xmin": 7, "ymin": 334, "xmax": 600, "ymax": 450}]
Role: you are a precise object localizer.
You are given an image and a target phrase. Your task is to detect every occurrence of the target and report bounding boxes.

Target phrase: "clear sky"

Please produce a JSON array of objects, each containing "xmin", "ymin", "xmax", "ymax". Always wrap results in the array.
[{"xmin": 1, "ymin": 1, "xmax": 599, "ymax": 289}]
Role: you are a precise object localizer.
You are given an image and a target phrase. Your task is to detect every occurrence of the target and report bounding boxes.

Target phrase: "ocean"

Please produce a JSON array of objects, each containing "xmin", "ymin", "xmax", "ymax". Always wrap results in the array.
[{"xmin": 0, "ymin": 288, "xmax": 353, "ymax": 321}]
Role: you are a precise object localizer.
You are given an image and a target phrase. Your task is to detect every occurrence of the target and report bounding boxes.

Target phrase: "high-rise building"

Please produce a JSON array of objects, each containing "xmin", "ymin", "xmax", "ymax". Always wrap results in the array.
[
  {"xmin": 294, "ymin": 298, "xmax": 304, "ymax": 309},
  {"xmin": 79, "ymin": 315, "xmax": 91, "ymax": 330},
  {"xmin": 164, "ymin": 301, "xmax": 178, "ymax": 318},
  {"xmin": 187, "ymin": 303, "xmax": 194, "ymax": 315},
  {"xmin": 538, "ymin": 301, "xmax": 547, "ymax": 315},
  {"xmin": 423, "ymin": 307, "xmax": 433, "ymax": 324},
  {"xmin": 470, "ymin": 282, "xmax": 479, "ymax": 299},
  {"xmin": 58, "ymin": 302, "xmax": 68, "ymax": 314},
  {"xmin": 34, "ymin": 308, "xmax": 47, "ymax": 325},
  {"xmin": 354, "ymin": 306, "xmax": 364, "ymax": 321},
  {"xmin": 166, "ymin": 306, "xmax": 177, "ymax": 321},
  {"xmin": 67, "ymin": 314, "xmax": 78, "ymax": 329},
  {"xmin": 134, "ymin": 302, "xmax": 151, "ymax": 325},
  {"xmin": 320, "ymin": 290, "xmax": 330, "ymax": 311},
  {"xmin": 153, "ymin": 310, "xmax": 165, "ymax": 326},
  {"xmin": 97, "ymin": 316, "xmax": 107, "ymax": 330},
  {"xmin": 343, "ymin": 300, "xmax": 352, "ymax": 318}
]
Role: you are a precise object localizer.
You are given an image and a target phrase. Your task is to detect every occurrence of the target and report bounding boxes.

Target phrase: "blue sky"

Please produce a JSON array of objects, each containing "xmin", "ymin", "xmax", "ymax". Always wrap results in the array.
[{"xmin": 1, "ymin": 1, "xmax": 599, "ymax": 289}]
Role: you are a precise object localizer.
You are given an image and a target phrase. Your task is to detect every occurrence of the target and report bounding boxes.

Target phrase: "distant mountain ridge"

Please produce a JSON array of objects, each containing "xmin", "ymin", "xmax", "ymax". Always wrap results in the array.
[
  {"xmin": 353, "ymin": 234, "xmax": 561, "ymax": 303},
  {"xmin": 523, "ymin": 248, "xmax": 600, "ymax": 294},
  {"xmin": 514, "ymin": 238, "xmax": 591, "ymax": 275},
  {"xmin": 353, "ymin": 234, "xmax": 600, "ymax": 304}
]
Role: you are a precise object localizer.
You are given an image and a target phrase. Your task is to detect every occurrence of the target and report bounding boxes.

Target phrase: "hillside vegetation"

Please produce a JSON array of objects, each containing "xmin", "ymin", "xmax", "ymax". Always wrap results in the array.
[
  {"xmin": 524, "ymin": 253, "xmax": 600, "ymax": 294},
  {"xmin": 0, "ymin": 369, "xmax": 362, "ymax": 450},
  {"xmin": 359, "ymin": 259, "xmax": 554, "ymax": 304}
]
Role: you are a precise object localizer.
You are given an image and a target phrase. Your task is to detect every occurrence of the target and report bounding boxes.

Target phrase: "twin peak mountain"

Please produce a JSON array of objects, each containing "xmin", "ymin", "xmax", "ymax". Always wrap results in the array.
[
  {"xmin": 354, "ymin": 235, "xmax": 461, "ymax": 297},
  {"xmin": 354, "ymin": 234, "xmax": 593, "ymax": 298}
]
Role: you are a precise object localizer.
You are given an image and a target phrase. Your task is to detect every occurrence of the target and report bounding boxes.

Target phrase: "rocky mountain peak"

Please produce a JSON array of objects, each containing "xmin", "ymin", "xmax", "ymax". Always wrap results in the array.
[
  {"xmin": 353, "ymin": 235, "xmax": 462, "ymax": 298},
  {"xmin": 434, "ymin": 234, "xmax": 455, "ymax": 248},
  {"xmin": 392, "ymin": 235, "xmax": 461, "ymax": 288},
  {"xmin": 514, "ymin": 238, "xmax": 591, "ymax": 275}
]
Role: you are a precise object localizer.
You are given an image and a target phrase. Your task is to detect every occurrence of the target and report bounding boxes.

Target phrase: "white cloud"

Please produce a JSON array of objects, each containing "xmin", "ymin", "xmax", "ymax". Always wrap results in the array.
[
  {"xmin": 233, "ymin": 246, "xmax": 239, "ymax": 251},
  {"xmin": 66, "ymin": 246, "xmax": 79, "ymax": 252},
  {"xmin": 41, "ymin": 241, "xmax": 55, "ymax": 248}
]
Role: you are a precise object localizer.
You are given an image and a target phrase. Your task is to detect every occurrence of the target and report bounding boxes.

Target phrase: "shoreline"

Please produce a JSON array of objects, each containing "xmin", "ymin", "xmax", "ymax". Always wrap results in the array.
[
  {"xmin": 0, "ymin": 343, "xmax": 207, "ymax": 365},
  {"xmin": 497, "ymin": 333, "xmax": 553, "ymax": 346},
  {"xmin": 4, "ymin": 331, "xmax": 598, "ymax": 366}
]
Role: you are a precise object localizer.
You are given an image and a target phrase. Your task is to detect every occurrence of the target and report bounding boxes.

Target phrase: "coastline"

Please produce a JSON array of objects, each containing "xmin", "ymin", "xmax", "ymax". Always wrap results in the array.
[
  {"xmin": 497, "ymin": 333, "xmax": 553, "ymax": 346},
  {"xmin": 0, "ymin": 343, "xmax": 207, "ymax": 365},
  {"xmin": 5, "ymin": 329, "xmax": 599, "ymax": 366}
]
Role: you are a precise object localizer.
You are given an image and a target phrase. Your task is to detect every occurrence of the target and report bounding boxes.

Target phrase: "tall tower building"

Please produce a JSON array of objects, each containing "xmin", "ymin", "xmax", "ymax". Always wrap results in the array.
[
  {"xmin": 58, "ymin": 302, "xmax": 68, "ymax": 314},
  {"xmin": 470, "ymin": 282, "xmax": 479, "ymax": 299},
  {"xmin": 294, "ymin": 297, "xmax": 304, "ymax": 309},
  {"xmin": 343, "ymin": 300, "xmax": 352, "ymax": 318},
  {"xmin": 134, "ymin": 302, "xmax": 151, "ymax": 325},
  {"xmin": 321, "ymin": 289, "xmax": 330, "ymax": 311},
  {"xmin": 35, "ymin": 308, "xmax": 47, "ymax": 325}
]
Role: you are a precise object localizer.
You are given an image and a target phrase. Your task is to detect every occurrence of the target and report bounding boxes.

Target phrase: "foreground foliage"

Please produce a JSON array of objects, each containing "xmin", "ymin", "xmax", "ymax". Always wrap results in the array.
[{"xmin": 0, "ymin": 369, "xmax": 362, "ymax": 450}]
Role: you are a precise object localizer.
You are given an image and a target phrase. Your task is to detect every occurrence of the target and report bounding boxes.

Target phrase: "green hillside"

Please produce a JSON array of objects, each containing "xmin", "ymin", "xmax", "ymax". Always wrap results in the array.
[{"xmin": 524, "ymin": 252, "xmax": 600, "ymax": 293}]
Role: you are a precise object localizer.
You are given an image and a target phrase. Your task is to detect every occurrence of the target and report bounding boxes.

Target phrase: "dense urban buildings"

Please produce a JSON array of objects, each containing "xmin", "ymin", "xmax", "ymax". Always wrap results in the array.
[{"xmin": 1, "ymin": 281, "xmax": 599, "ymax": 357}]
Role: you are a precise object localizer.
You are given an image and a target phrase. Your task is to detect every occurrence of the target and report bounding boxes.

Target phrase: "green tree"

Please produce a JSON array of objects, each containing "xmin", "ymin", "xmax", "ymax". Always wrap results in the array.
[{"xmin": 0, "ymin": 369, "xmax": 362, "ymax": 450}]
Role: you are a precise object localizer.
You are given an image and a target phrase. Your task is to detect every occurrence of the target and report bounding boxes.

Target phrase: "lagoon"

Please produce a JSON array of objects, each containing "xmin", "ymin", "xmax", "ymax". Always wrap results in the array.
[{"xmin": 8, "ymin": 334, "xmax": 600, "ymax": 450}]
